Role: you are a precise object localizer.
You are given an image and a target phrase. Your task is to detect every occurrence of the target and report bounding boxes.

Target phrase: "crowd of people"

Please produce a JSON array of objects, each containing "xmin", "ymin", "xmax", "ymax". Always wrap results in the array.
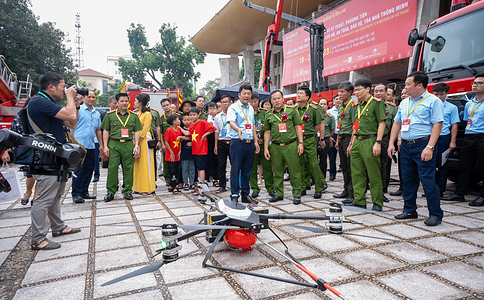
[{"xmin": 3, "ymin": 70, "xmax": 484, "ymax": 250}]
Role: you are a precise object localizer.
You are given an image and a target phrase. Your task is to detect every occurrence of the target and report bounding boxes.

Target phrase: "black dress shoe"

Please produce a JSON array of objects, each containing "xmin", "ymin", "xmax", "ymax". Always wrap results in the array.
[
  {"xmin": 124, "ymin": 193, "xmax": 133, "ymax": 200},
  {"xmin": 251, "ymin": 191, "xmax": 259, "ymax": 198},
  {"xmin": 216, "ymin": 187, "xmax": 226, "ymax": 193},
  {"xmin": 93, "ymin": 177, "xmax": 99, "ymax": 182},
  {"xmin": 424, "ymin": 215, "xmax": 442, "ymax": 226},
  {"xmin": 268, "ymin": 191, "xmax": 276, "ymax": 197},
  {"xmin": 300, "ymin": 190, "xmax": 307, "ymax": 196},
  {"xmin": 469, "ymin": 197, "xmax": 484, "ymax": 206},
  {"xmin": 284, "ymin": 175, "xmax": 290, "ymax": 181},
  {"xmin": 382, "ymin": 194, "xmax": 389, "ymax": 203},
  {"xmin": 242, "ymin": 196, "xmax": 258, "ymax": 204},
  {"xmin": 104, "ymin": 193, "xmax": 114, "ymax": 202},
  {"xmin": 314, "ymin": 192, "xmax": 322, "ymax": 199},
  {"xmin": 342, "ymin": 198, "xmax": 353, "ymax": 204},
  {"xmin": 73, "ymin": 196, "xmax": 85, "ymax": 203},
  {"xmin": 321, "ymin": 184, "xmax": 328, "ymax": 191},
  {"xmin": 344, "ymin": 202, "xmax": 366, "ymax": 209},
  {"xmin": 337, "ymin": 167, "xmax": 342, "ymax": 172},
  {"xmin": 372, "ymin": 203, "xmax": 382, "ymax": 212},
  {"xmin": 333, "ymin": 192, "xmax": 348, "ymax": 199},
  {"xmin": 269, "ymin": 195, "xmax": 283, "ymax": 202},
  {"xmin": 390, "ymin": 189, "xmax": 403, "ymax": 196},
  {"xmin": 441, "ymin": 193, "xmax": 465, "ymax": 202},
  {"xmin": 81, "ymin": 194, "xmax": 96, "ymax": 199},
  {"xmin": 293, "ymin": 197, "xmax": 301, "ymax": 205},
  {"xmin": 394, "ymin": 212, "xmax": 418, "ymax": 219},
  {"xmin": 329, "ymin": 175, "xmax": 335, "ymax": 181}
]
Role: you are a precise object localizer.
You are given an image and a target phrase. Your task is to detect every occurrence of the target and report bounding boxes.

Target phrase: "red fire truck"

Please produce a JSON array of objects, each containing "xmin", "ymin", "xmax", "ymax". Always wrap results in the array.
[
  {"xmin": 408, "ymin": 0, "xmax": 484, "ymax": 181},
  {"xmin": 0, "ymin": 56, "xmax": 32, "ymax": 129},
  {"xmin": 124, "ymin": 83, "xmax": 182, "ymax": 113}
]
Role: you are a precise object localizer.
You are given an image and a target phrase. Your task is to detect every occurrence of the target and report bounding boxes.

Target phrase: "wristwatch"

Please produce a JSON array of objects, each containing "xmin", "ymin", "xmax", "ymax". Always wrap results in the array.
[
  {"xmin": 426, "ymin": 145, "xmax": 435, "ymax": 151},
  {"xmin": 376, "ymin": 139, "xmax": 382, "ymax": 144},
  {"xmin": 299, "ymin": 141, "xmax": 303, "ymax": 144}
]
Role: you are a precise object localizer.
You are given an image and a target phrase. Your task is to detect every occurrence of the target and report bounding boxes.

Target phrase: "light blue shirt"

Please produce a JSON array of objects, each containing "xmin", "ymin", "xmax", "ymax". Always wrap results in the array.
[
  {"xmin": 441, "ymin": 100, "xmax": 460, "ymax": 136},
  {"xmin": 74, "ymin": 104, "xmax": 101, "ymax": 149},
  {"xmin": 227, "ymin": 100, "xmax": 255, "ymax": 140},
  {"xmin": 395, "ymin": 91, "xmax": 444, "ymax": 140},
  {"xmin": 327, "ymin": 105, "xmax": 339, "ymax": 134},
  {"xmin": 463, "ymin": 96, "xmax": 484, "ymax": 134}
]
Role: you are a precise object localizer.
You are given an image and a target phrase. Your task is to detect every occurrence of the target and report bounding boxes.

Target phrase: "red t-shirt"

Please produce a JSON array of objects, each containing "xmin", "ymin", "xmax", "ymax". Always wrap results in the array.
[
  {"xmin": 189, "ymin": 120, "xmax": 216, "ymax": 155},
  {"xmin": 164, "ymin": 127, "xmax": 182, "ymax": 162}
]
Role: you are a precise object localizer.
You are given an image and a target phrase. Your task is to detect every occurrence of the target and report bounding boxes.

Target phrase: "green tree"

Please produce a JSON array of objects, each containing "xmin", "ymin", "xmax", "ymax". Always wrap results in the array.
[
  {"xmin": 0, "ymin": 0, "xmax": 76, "ymax": 95},
  {"xmin": 239, "ymin": 57, "xmax": 263, "ymax": 86},
  {"xmin": 201, "ymin": 77, "xmax": 220, "ymax": 98},
  {"xmin": 94, "ymin": 79, "xmax": 124, "ymax": 107},
  {"xmin": 118, "ymin": 23, "xmax": 206, "ymax": 100}
]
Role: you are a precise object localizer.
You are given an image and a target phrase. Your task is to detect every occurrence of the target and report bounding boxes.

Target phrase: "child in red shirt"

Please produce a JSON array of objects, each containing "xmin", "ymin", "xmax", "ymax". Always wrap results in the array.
[{"xmin": 163, "ymin": 115, "xmax": 182, "ymax": 194}]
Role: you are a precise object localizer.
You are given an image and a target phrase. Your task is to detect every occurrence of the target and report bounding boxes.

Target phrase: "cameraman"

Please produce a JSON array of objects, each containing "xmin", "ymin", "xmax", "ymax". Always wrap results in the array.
[{"xmin": 27, "ymin": 72, "xmax": 82, "ymax": 250}]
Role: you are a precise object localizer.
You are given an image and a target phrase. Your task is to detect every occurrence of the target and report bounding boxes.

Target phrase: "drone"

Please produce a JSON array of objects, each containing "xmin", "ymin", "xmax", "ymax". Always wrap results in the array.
[{"xmin": 101, "ymin": 182, "xmax": 396, "ymax": 300}]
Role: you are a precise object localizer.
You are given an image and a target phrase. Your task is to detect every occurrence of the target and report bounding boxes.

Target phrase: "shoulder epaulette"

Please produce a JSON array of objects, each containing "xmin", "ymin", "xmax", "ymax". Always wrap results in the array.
[
  {"xmin": 373, "ymin": 97, "xmax": 382, "ymax": 102},
  {"xmin": 326, "ymin": 113, "xmax": 333, "ymax": 117},
  {"xmin": 133, "ymin": 108, "xmax": 139, "ymax": 112},
  {"xmin": 151, "ymin": 108, "xmax": 159, "ymax": 112},
  {"xmin": 310, "ymin": 103, "xmax": 319, "ymax": 109},
  {"xmin": 387, "ymin": 102, "xmax": 397, "ymax": 107},
  {"xmin": 107, "ymin": 110, "xmax": 116, "ymax": 114}
]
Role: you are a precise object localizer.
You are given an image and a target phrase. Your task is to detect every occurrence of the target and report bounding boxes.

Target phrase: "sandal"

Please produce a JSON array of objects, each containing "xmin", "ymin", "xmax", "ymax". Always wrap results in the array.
[
  {"xmin": 52, "ymin": 226, "xmax": 81, "ymax": 237},
  {"xmin": 213, "ymin": 180, "xmax": 220, "ymax": 187},
  {"xmin": 173, "ymin": 188, "xmax": 181, "ymax": 195},
  {"xmin": 189, "ymin": 184, "xmax": 195, "ymax": 190},
  {"xmin": 168, "ymin": 187, "xmax": 174, "ymax": 192},
  {"xmin": 21, "ymin": 198, "xmax": 29, "ymax": 205},
  {"xmin": 31, "ymin": 238, "xmax": 61, "ymax": 250},
  {"xmin": 183, "ymin": 184, "xmax": 189, "ymax": 191}
]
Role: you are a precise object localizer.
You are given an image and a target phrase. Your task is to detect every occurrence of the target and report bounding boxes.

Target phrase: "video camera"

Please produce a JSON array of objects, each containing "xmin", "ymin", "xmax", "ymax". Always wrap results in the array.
[{"xmin": 0, "ymin": 129, "xmax": 86, "ymax": 182}]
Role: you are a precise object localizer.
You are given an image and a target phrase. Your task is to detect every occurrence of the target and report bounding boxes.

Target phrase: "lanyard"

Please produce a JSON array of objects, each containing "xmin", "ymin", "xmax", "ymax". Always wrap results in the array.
[
  {"xmin": 469, "ymin": 100, "xmax": 484, "ymax": 118},
  {"xmin": 116, "ymin": 109, "xmax": 130, "ymax": 127},
  {"xmin": 220, "ymin": 113, "xmax": 227, "ymax": 127},
  {"xmin": 357, "ymin": 96, "xmax": 373, "ymax": 119},
  {"xmin": 37, "ymin": 91, "xmax": 55, "ymax": 102},
  {"xmin": 273, "ymin": 105, "xmax": 287, "ymax": 122},
  {"xmin": 339, "ymin": 100, "xmax": 353, "ymax": 120},
  {"xmin": 296, "ymin": 102, "xmax": 310, "ymax": 120},
  {"xmin": 238, "ymin": 102, "xmax": 249, "ymax": 122},
  {"xmin": 406, "ymin": 92, "xmax": 429, "ymax": 118}
]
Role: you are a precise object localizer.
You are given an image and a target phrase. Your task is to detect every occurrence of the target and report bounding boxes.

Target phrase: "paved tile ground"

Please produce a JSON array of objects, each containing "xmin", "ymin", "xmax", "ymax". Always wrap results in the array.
[{"xmin": 1, "ymin": 162, "xmax": 484, "ymax": 300}]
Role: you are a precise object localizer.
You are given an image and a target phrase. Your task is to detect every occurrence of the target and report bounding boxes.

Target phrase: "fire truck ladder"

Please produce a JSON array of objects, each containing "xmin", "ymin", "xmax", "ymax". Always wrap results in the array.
[
  {"xmin": 0, "ymin": 55, "xmax": 18, "ymax": 104},
  {"xmin": 243, "ymin": 1, "xmax": 326, "ymax": 93},
  {"xmin": 17, "ymin": 74, "xmax": 32, "ymax": 106}
]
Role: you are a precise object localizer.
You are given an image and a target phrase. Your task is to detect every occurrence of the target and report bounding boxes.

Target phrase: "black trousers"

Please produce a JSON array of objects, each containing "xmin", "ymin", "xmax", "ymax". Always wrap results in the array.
[
  {"xmin": 455, "ymin": 134, "xmax": 484, "ymax": 197},
  {"xmin": 167, "ymin": 161, "xmax": 180, "ymax": 189},
  {"xmin": 207, "ymin": 144, "xmax": 219, "ymax": 181},
  {"xmin": 318, "ymin": 137, "xmax": 330, "ymax": 178},
  {"xmin": 338, "ymin": 134, "xmax": 353, "ymax": 197},
  {"xmin": 217, "ymin": 141, "xmax": 231, "ymax": 188}
]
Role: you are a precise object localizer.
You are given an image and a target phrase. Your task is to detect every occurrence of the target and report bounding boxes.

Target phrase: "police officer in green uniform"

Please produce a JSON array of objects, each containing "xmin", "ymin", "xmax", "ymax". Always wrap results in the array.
[
  {"xmin": 196, "ymin": 96, "xmax": 207, "ymax": 120},
  {"xmin": 102, "ymin": 93, "xmax": 143, "ymax": 202},
  {"xmin": 296, "ymin": 86, "xmax": 326, "ymax": 198},
  {"xmin": 346, "ymin": 79, "xmax": 386, "ymax": 211},
  {"xmin": 160, "ymin": 98, "xmax": 175, "ymax": 183},
  {"xmin": 374, "ymin": 84, "xmax": 398, "ymax": 201},
  {"xmin": 249, "ymin": 92, "xmax": 274, "ymax": 198},
  {"xmin": 334, "ymin": 81, "xmax": 357, "ymax": 203},
  {"xmin": 318, "ymin": 98, "xmax": 335, "ymax": 180},
  {"xmin": 264, "ymin": 90, "xmax": 304, "ymax": 204}
]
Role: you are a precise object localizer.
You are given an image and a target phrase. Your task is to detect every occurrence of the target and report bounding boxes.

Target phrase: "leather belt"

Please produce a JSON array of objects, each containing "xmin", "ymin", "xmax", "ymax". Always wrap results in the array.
[
  {"xmin": 231, "ymin": 139, "xmax": 253, "ymax": 143},
  {"xmin": 274, "ymin": 138, "xmax": 297, "ymax": 147},
  {"xmin": 402, "ymin": 136, "xmax": 430, "ymax": 144},
  {"xmin": 303, "ymin": 133, "xmax": 316, "ymax": 140},
  {"xmin": 219, "ymin": 140, "xmax": 231, "ymax": 144},
  {"xmin": 355, "ymin": 134, "xmax": 376, "ymax": 140},
  {"xmin": 112, "ymin": 139, "xmax": 130, "ymax": 143}
]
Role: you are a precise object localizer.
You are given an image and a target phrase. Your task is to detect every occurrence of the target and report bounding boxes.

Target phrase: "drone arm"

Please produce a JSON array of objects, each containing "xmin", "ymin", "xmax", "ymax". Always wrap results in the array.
[{"xmin": 259, "ymin": 213, "xmax": 330, "ymax": 220}]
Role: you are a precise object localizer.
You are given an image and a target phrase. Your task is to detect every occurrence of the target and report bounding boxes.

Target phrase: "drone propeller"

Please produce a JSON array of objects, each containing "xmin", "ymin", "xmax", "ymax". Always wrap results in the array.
[
  {"xmin": 101, "ymin": 244, "xmax": 215, "ymax": 286},
  {"xmin": 286, "ymin": 224, "xmax": 399, "ymax": 242},
  {"xmin": 198, "ymin": 177, "xmax": 210, "ymax": 192},
  {"xmin": 102, "ymin": 224, "xmax": 239, "ymax": 231}
]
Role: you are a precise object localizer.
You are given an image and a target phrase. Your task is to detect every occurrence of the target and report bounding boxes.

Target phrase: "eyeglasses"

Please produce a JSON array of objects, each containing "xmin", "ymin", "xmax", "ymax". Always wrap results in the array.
[{"xmin": 472, "ymin": 81, "xmax": 484, "ymax": 86}]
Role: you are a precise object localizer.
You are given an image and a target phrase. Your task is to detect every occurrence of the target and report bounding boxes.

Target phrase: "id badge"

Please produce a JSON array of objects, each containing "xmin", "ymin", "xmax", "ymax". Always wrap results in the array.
[
  {"xmin": 221, "ymin": 128, "xmax": 227, "ymax": 137},
  {"xmin": 352, "ymin": 120, "xmax": 359, "ymax": 132},
  {"xmin": 402, "ymin": 119, "xmax": 410, "ymax": 132},
  {"xmin": 278, "ymin": 123, "xmax": 287, "ymax": 133},
  {"xmin": 466, "ymin": 119, "xmax": 472, "ymax": 131},
  {"xmin": 121, "ymin": 128, "xmax": 129, "ymax": 137},
  {"xmin": 337, "ymin": 122, "xmax": 341, "ymax": 130},
  {"xmin": 245, "ymin": 124, "xmax": 252, "ymax": 135},
  {"xmin": 301, "ymin": 124, "xmax": 305, "ymax": 133}
]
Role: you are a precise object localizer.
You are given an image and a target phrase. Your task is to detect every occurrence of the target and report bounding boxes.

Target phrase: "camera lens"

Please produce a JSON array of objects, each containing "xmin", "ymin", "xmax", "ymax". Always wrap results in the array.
[{"xmin": 76, "ymin": 87, "xmax": 89, "ymax": 96}]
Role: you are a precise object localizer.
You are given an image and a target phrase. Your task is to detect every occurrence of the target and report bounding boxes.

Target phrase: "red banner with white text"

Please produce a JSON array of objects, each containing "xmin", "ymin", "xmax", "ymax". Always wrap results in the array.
[{"xmin": 282, "ymin": 0, "xmax": 417, "ymax": 86}]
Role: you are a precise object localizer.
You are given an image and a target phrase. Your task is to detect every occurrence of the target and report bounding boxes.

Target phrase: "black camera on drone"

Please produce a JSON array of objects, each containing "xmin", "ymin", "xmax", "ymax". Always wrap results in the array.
[
  {"xmin": 65, "ymin": 83, "xmax": 89, "ymax": 96},
  {"xmin": 0, "ymin": 129, "xmax": 86, "ymax": 182}
]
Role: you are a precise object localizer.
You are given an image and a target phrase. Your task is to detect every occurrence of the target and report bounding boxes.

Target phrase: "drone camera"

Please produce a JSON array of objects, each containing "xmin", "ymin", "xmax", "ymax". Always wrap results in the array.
[
  {"xmin": 251, "ymin": 222, "xmax": 264, "ymax": 233},
  {"xmin": 161, "ymin": 224, "xmax": 182, "ymax": 262}
]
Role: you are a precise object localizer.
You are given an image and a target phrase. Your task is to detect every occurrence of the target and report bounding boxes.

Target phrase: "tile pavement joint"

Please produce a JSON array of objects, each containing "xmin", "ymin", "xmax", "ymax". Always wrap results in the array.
[{"xmin": 83, "ymin": 199, "xmax": 97, "ymax": 300}]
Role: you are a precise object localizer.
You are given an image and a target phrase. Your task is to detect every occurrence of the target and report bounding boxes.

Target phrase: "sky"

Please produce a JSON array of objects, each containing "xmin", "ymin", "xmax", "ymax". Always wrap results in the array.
[{"xmin": 29, "ymin": 0, "xmax": 233, "ymax": 89}]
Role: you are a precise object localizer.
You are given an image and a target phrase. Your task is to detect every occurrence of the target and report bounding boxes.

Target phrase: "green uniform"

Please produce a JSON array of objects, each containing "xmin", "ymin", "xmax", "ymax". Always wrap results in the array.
[
  {"xmin": 337, "ymin": 99, "xmax": 357, "ymax": 197},
  {"xmin": 264, "ymin": 105, "xmax": 302, "ymax": 198},
  {"xmin": 350, "ymin": 96, "xmax": 386, "ymax": 207},
  {"xmin": 250, "ymin": 108, "xmax": 274, "ymax": 193},
  {"xmin": 101, "ymin": 109, "xmax": 143, "ymax": 194},
  {"xmin": 319, "ymin": 112, "xmax": 335, "ymax": 178},
  {"xmin": 149, "ymin": 109, "xmax": 162, "ymax": 140},
  {"xmin": 380, "ymin": 101, "xmax": 398, "ymax": 190},
  {"xmin": 199, "ymin": 111, "xmax": 207, "ymax": 120},
  {"xmin": 296, "ymin": 100, "xmax": 326, "ymax": 193}
]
